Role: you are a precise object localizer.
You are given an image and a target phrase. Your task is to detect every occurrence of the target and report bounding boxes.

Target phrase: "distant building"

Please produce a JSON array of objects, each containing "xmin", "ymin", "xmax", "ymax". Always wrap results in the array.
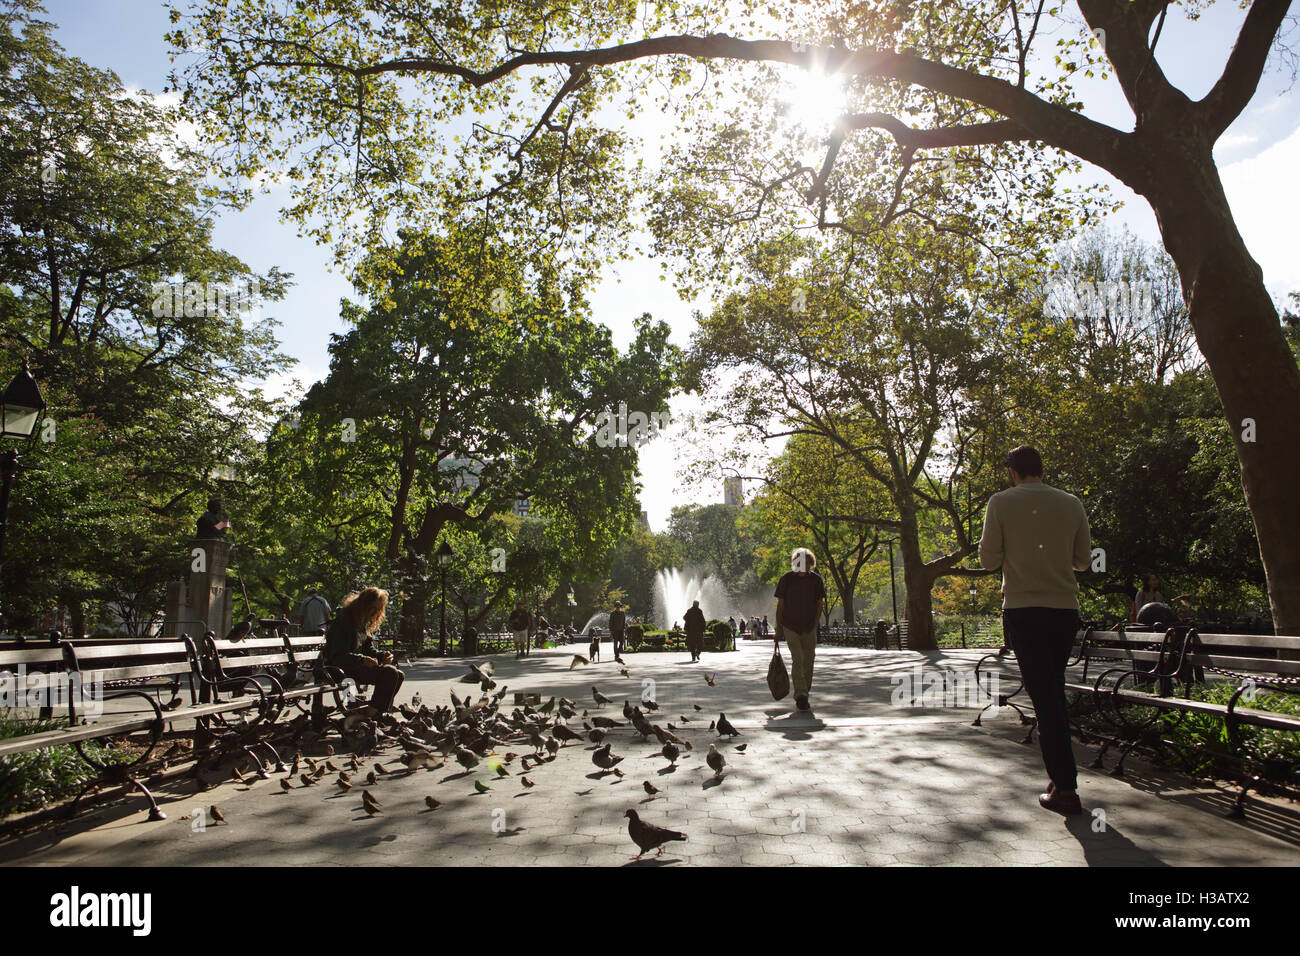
[
  {"xmin": 724, "ymin": 475, "xmax": 744, "ymax": 507},
  {"xmin": 638, "ymin": 510, "xmax": 651, "ymax": 531}
]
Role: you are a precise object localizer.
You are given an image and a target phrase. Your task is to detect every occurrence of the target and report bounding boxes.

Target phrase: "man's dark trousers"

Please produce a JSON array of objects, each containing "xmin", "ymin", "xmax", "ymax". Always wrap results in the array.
[{"xmin": 1004, "ymin": 607, "xmax": 1079, "ymax": 792}]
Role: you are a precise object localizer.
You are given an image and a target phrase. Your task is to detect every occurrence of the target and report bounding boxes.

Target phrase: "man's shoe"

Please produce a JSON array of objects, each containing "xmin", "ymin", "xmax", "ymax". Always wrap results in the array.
[
  {"xmin": 795, "ymin": 695, "xmax": 810, "ymax": 711},
  {"xmin": 1038, "ymin": 789, "xmax": 1082, "ymax": 815}
]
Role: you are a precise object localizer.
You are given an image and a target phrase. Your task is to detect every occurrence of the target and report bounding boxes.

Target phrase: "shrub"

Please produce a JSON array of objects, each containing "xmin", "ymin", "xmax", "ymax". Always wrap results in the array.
[
  {"xmin": 0, "ymin": 714, "xmax": 125, "ymax": 817},
  {"xmin": 626, "ymin": 623, "xmax": 644, "ymax": 651}
]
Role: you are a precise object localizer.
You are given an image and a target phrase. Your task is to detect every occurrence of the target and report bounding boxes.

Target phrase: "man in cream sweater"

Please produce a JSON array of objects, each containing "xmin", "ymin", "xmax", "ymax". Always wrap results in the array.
[{"xmin": 980, "ymin": 445, "xmax": 1092, "ymax": 815}]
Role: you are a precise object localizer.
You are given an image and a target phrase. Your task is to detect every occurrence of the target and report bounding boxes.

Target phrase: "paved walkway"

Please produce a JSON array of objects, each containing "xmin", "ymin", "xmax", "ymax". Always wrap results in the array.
[{"xmin": 2, "ymin": 643, "xmax": 1297, "ymax": 866}]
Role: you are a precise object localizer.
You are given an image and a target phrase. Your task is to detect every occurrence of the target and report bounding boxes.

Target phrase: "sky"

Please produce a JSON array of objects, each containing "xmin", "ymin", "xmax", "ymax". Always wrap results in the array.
[{"xmin": 38, "ymin": 0, "xmax": 1300, "ymax": 531}]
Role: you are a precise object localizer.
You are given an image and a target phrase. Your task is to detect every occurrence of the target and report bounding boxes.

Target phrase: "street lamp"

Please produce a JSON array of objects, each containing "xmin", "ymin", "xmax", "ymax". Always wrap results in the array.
[
  {"xmin": 0, "ymin": 358, "xmax": 47, "ymax": 577},
  {"xmin": 436, "ymin": 539, "xmax": 453, "ymax": 656},
  {"xmin": 567, "ymin": 583, "xmax": 576, "ymax": 629},
  {"xmin": 885, "ymin": 539, "xmax": 898, "ymax": 626}
]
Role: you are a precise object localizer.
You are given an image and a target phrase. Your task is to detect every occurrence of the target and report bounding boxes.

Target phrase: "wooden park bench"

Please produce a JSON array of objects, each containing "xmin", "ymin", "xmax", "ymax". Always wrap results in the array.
[
  {"xmin": 0, "ymin": 629, "xmax": 350, "ymax": 824},
  {"xmin": 972, "ymin": 624, "xmax": 1300, "ymax": 818}
]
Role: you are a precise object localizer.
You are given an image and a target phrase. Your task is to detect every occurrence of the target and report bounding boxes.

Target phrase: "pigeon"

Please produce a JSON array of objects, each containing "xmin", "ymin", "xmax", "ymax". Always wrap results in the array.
[
  {"xmin": 592, "ymin": 744, "xmax": 624, "ymax": 771},
  {"xmin": 589, "ymin": 728, "xmax": 607, "ymax": 744},
  {"xmin": 643, "ymin": 781, "xmax": 660, "ymax": 796},
  {"xmin": 424, "ymin": 796, "xmax": 441, "ymax": 810},
  {"xmin": 592, "ymin": 687, "xmax": 612, "ymax": 707},
  {"xmin": 642, "ymin": 698, "xmax": 659, "ymax": 711},
  {"xmin": 660, "ymin": 742, "xmax": 680, "ymax": 765},
  {"xmin": 623, "ymin": 700, "xmax": 635, "ymax": 720},
  {"xmin": 539, "ymin": 697, "xmax": 557, "ymax": 714},
  {"xmin": 209, "ymin": 805, "xmax": 226, "ymax": 824},
  {"xmin": 707, "ymin": 744, "xmax": 726, "ymax": 777},
  {"xmin": 704, "ymin": 673, "xmax": 716, "ymax": 687},
  {"xmin": 553, "ymin": 723, "xmax": 582, "ymax": 744},
  {"xmin": 570, "ymin": 655, "xmax": 589, "ymax": 670},
  {"xmin": 735, "ymin": 743, "xmax": 748, "ymax": 753},
  {"xmin": 716, "ymin": 713, "xmax": 740, "ymax": 737},
  {"xmin": 455, "ymin": 747, "xmax": 480, "ymax": 770},
  {"xmin": 625, "ymin": 809, "xmax": 687, "ymax": 858},
  {"xmin": 591, "ymin": 716, "xmax": 621, "ymax": 728},
  {"xmin": 225, "ymin": 614, "xmax": 255, "ymax": 642},
  {"xmin": 693, "ymin": 704, "xmax": 702, "ymax": 711}
]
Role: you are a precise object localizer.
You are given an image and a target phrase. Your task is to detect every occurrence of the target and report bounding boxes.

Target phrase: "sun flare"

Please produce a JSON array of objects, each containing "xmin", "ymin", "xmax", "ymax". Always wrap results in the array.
[{"xmin": 780, "ymin": 64, "xmax": 852, "ymax": 133}]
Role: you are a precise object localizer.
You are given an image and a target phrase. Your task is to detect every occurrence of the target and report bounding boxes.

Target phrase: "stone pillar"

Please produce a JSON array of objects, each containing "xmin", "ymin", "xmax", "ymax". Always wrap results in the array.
[
  {"xmin": 188, "ymin": 537, "xmax": 232, "ymax": 637},
  {"xmin": 164, "ymin": 580, "xmax": 190, "ymax": 638}
]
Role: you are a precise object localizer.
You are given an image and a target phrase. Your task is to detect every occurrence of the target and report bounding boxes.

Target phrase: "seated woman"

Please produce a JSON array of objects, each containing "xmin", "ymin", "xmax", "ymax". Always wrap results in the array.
[{"xmin": 323, "ymin": 587, "xmax": 404, "ymax": 714}]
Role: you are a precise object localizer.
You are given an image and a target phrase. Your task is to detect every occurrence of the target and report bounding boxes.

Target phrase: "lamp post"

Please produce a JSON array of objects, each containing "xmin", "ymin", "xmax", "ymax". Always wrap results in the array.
[
  {"xmin": 885, "ymin": 538, "xmax": 898, "ymax": 626},
  {"xmin": 436, "ymin": 540, "xmax": 453, "ymax": 656},
  {"xmin": 567, "ymin": 583, "xmax": 576, "ymax": 630},
  {"xmin": 0, "ymin": 359, "xmax": 47, "ymax": 580}
]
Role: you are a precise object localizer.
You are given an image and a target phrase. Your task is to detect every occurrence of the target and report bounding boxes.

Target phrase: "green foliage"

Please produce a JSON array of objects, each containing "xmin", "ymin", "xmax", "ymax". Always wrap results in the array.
[
  {"xmin": 0, "ymin": 714, "xmax": 124, "ymax": 816},
  {"xmin": 0, "ymin": 2, "xmax": 291, "ymax": 633}
]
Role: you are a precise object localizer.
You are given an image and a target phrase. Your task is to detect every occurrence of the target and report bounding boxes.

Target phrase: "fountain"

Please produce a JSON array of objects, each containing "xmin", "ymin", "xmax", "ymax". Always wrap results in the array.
[
  {"xmin": 653, "ymin": 567, "xmax": 733, "ymax": 628},
  {"xmin": 579, "ymin": 611, "xmax": 609, "ymax": 636}
]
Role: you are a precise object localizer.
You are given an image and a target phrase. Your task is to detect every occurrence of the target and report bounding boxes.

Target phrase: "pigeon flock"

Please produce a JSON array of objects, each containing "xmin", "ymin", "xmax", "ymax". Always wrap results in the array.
[{"xmin": 197, "ymin": 657, "xmax": 747, "ymax": 861}]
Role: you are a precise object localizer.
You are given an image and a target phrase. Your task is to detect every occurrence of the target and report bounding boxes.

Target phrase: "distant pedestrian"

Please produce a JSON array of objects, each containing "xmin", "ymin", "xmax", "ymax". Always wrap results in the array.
[
  {"xmin": 509, "ymin": 603, "xmax": 532, "ymax": 659},
  {"xmin": 1132, "ymin": 574, "xmax": 1166, "ymax": 621},
  {"xmin": 683, "ymin": 600, "xmax": 706, "ymax": 662},
  {"xmin": 774, "ymin": 548, "xmax": 827, "ymax": 712},
  {"xmin": 979, "ymin": 445, "xmax": 1091, "ymax": 816},
  {"xmin": 761, "ymin": 615, "xmax": 769, "ymax": 637},
  {"xmin": 609, "ymin": 602, "xmax": 628, "ymax": 658},
  {"xmin": 297, "ymin": 586, "xmax": 332, "ymax": 636}
]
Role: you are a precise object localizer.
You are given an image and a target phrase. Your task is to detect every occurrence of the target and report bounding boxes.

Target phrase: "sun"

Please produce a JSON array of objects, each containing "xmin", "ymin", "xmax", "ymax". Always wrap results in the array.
[{"xmin": 780, "ymin": 63, "xmax": 852, "ymax": 134}]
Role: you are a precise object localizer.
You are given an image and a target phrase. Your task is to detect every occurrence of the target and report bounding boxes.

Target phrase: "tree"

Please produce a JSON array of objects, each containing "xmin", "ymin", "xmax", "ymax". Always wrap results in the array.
[
  {"xmin": 737, "ymin": 434, "xmax": 887, "ymax": 624},
  {"xmin": 0, "ymin": 1, "xmax": 289, "ymax": 632},
  {"xmin": 258, "ymin": 226, "xmax": 679, "ymax": 645},
  {"xmin": 667, "ymin": 503, "xmax": 759, "ymax": 596},
  {"xmin": 168, "ymin": 0, "xmax": 1300, "ymax": 632},
  {"xmin": 608, "ymin": 526, "xmax": 686, "ymax": 624},
  {"xmin": 690, "ymin": 228, "xmax": 1019, "ymax": 647}
]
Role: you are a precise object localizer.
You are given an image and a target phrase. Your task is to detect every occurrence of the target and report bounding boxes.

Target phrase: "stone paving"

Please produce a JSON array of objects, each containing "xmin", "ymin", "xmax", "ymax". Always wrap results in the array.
[{"xmin": 2, "ymin": 642, "xmax": 1297, "ymax": 866}]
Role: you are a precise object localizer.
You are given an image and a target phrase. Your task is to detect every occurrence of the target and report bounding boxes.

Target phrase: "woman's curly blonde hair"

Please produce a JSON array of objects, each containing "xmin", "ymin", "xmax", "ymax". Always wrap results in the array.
[{"xmin": 340, "ymin": 586, "xmax": 388, "ymax": 636}]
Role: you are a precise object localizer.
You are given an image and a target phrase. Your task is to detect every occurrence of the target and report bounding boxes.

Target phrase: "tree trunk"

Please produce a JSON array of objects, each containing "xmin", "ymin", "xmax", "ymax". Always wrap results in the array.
[
  {"xmin": 1139, "ymin": 144, "xmax": 1300, "ymax": 635},
  {"xmin": 398, "ymin": 583, "xmax": 429, "ymax": 655},
  {"xmin": 897, "ymin": 508, "xmax": 937, "ymax": 650}
]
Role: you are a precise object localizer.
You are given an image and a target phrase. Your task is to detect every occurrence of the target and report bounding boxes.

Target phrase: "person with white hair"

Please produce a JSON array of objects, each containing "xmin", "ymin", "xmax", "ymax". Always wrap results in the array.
[{"xmin": 774, "ymin": 547, "xmax": 827, "ymax": 712}]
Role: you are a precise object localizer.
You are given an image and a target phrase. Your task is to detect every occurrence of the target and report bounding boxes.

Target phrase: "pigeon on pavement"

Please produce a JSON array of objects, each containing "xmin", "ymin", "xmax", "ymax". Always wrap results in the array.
[{"xmin": 625, "ymin": 809, "xmax": 687, "ymax": 858}]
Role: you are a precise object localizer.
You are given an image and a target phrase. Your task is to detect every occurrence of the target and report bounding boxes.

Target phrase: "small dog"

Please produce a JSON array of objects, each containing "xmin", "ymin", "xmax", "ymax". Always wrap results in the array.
[{"xmin": 588, "ymin": 634, "xmax": 601, "ymax": 663}]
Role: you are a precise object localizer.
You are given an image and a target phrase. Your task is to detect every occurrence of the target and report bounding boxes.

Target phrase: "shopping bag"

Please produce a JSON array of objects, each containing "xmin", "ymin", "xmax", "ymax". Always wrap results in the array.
[{"xmin": 767, "ymin": 638, "xmax": 790, "ymax": 700}]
